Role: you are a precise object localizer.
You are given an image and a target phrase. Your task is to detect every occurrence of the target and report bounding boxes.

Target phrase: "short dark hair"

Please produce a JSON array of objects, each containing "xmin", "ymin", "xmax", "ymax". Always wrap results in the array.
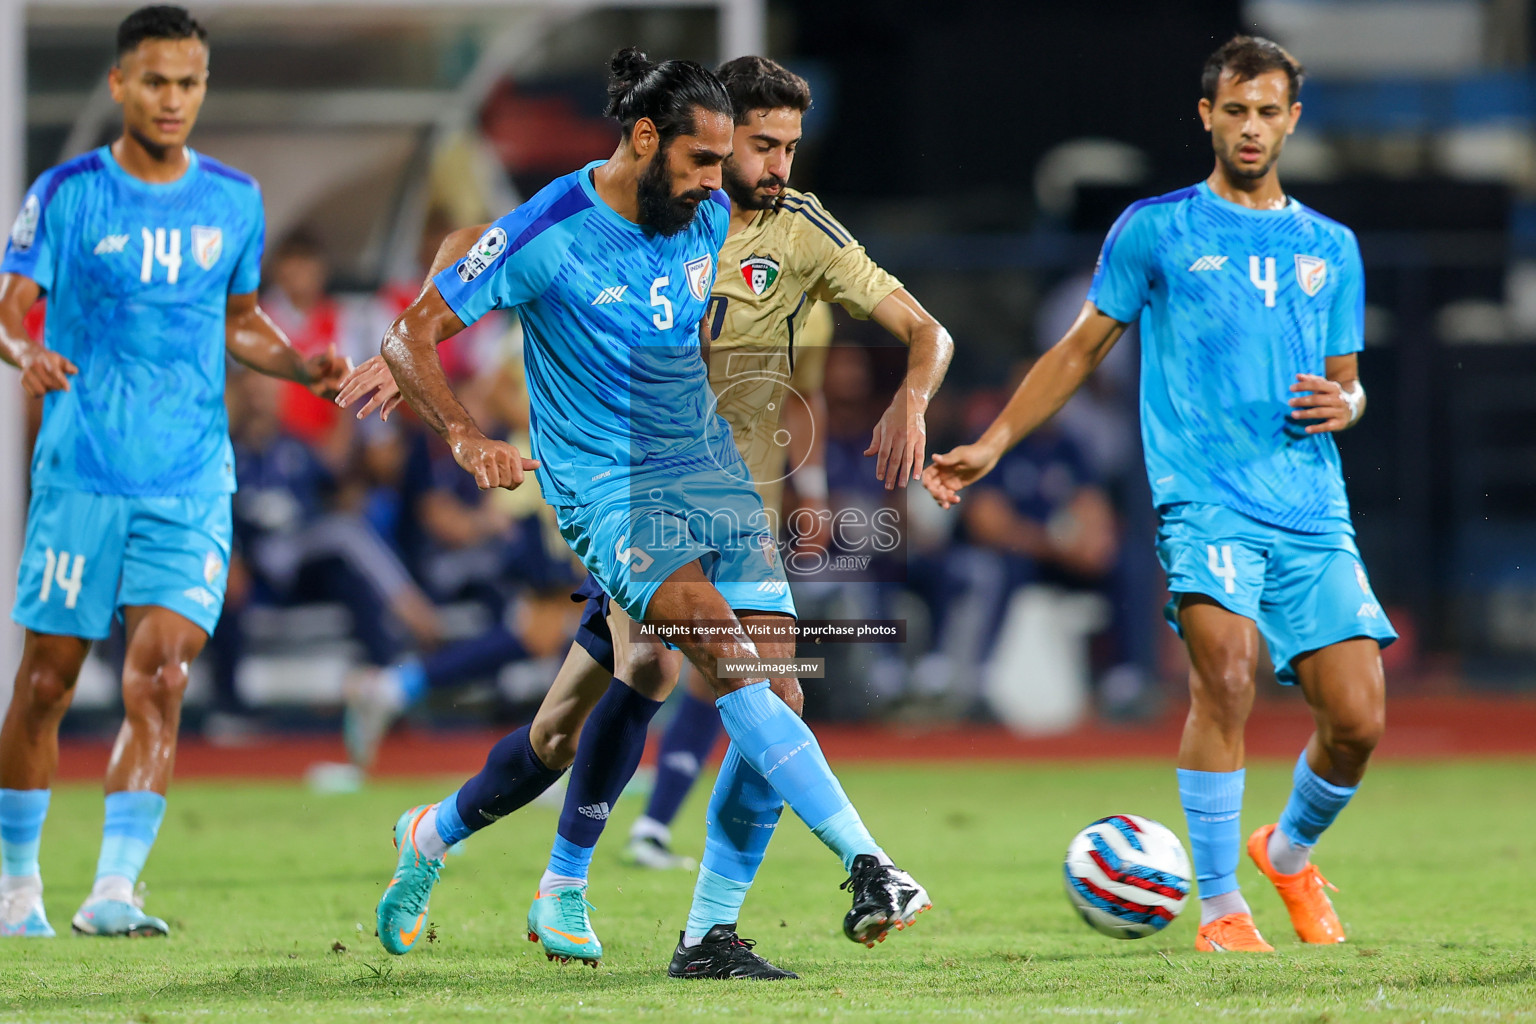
[
  {"xmin": 715, "ymin": 56, "xmax": 811, "ymax": 123},
  {"xmin": 117, "ymin": 5, "xmax": 207, "ymax": 58},
  {"xmin": 1202, "ymin": 35, "xmax": 1304, "ymax": 106},
  {"xmin": 605, "ymin": 47, "xmax": 733, "ymax": 145}
]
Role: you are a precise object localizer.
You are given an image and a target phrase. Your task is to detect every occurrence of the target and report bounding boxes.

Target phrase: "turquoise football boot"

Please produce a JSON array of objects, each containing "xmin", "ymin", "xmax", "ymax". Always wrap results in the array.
[
  {"xmin": 526, "ymin": 887, "xmax": 602, "ymax": 965},
  {"xmin": 376, "ymin": 804, "xmax": 444, "ymax": 955},
  {"xmin": 0, "ymin": 884, "xmax": 55, "ymax": 937},
  {"xmin": 71, "ymin": 896, "xmax": 168, "ymax": 937}
]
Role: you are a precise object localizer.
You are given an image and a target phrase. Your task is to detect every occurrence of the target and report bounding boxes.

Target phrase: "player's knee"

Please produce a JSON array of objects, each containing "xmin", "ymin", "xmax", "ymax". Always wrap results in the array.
[
  {"xmin": 529, "ymin": 719, "xmax": 578, "ymax": 771},
  {"xmin": 622, "ymin": 645, "xmax": 679, "ymax": 700},
  {"xmin": 16, "ymin": 662, "xmax": 77, "ymax": 716},
  {"xmin": 769, "ymin": 676, "xmax": 804, "ymax": 716},
  {"xmin": 123, "ymin": 656, "xmax": 190, "ymax": 717},
  {"xmin": 1325, "ymin": 705, "xmax": 1384, "ymax": 763},
  {"xmin": 1189, "ymin": 662, "xmax": 1254, "ymax": 725}
]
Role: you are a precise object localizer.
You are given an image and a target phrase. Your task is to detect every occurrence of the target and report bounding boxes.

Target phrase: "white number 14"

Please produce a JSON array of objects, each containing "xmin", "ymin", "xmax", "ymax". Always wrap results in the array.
[
  {"xmin": 141, "ymin": 228, "xmax": 182, "ymax": 284},
  {"xmin": 39, "ymin": 548, "xmax": 85, "ymax": 609}
]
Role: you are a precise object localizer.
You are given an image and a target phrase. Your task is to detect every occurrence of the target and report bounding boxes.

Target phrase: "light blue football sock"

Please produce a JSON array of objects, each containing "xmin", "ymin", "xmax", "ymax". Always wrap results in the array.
[
  {"xmin": 683, "ymin": 744, "xmax": 783, "ymax": 940},
  {"xmin": 1177, "ymin": 768, "xmax": 1244, "ymax": 898},
  {"xmin": 433, "ymin": 788, "xmax": 473, "ymax": 847},
  {"xmin": 1278, "ymin": 751, "xmax": 1358, "ymax": 847},
  {"xmin": 715, "ymin": 682, "xmax": 882, "ymax": 868},
  {"xmin": 543, "ymin": 834, "xmax": 594, "ymax": 887},
  {"xmin": 94, "ymin": 791, "xmax": 167, "ymax": 887},
  {"xmin": 0, "ymin": 789, "xmax": 50, "ymax": 878}
]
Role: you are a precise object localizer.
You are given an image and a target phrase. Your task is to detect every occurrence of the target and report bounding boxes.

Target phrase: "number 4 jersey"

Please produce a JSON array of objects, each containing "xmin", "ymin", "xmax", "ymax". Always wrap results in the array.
[
  {"xmin": 1088, "ymin": 181, "xmax": 1364, "ymax": 534},
  {"xmin": 2, "ymin": 146, "xmax": 264, "ymax": 496}
]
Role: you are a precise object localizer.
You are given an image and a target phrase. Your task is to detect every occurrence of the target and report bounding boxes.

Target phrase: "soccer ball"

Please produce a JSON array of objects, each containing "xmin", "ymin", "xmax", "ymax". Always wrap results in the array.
[{"xmin": 1063, "ymin": 814, "xmax": 1191, "ymax": 939}]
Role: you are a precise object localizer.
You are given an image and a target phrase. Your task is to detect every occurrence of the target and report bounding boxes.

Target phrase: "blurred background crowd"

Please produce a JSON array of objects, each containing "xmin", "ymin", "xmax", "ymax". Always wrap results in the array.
[{"xmin": 7, "ymin": 0, "xmax": 1536, "ymax": 737}]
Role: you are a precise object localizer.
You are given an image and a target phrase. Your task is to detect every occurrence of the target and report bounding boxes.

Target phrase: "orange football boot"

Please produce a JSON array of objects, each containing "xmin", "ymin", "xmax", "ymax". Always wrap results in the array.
[
  {"xmin": 1195, "ymin": 912, "xmax": 1275, "ymax": 953},
  {"xmin": 1248, "ymin": 823, "xmax": 1345, "ymax": 944}
]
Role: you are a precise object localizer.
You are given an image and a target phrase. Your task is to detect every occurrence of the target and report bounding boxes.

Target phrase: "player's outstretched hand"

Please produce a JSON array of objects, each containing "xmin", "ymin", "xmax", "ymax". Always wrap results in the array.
[
  {"xmin": 450, "ymin": 430, "xmax": 541, "ymax": 490},
  {"xmin": 336, "ymin": 355, "xmax": 406, "ymax": 421},
  {"xmin": 302, "ymin": 344, "xmax": 355, "ymax": 401},
  {"xmin": 1289, "ymin": 373, "xmax": 1352, "ymax": 433},
  {"xmin": 18, "ymin": 344, "xmax": 77, "ymax": 397},
  {"xmin": 922, "ymin": 443, "xmax": 1001, "ymax": 510},
  {"xmin": 865, "ymin": 392, "xmax": 928, "ymax": 491}
]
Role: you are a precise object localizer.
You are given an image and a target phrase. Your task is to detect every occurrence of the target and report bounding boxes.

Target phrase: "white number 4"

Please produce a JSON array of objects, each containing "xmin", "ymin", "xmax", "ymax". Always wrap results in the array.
[
  {"xmin": 1206, "ymin": 544, "xmax": 1237, "ymax": 594},
  {"xmin": 39, "ymin": 547, "xmax": 85, "ymax": 609},
  {"xmin": 650, "ymin": 276, "xmax": 673, "ymax": 330},
  {"xmin": 1248, "ymin": 255, "xmax": 1276, "ymax": 308}
]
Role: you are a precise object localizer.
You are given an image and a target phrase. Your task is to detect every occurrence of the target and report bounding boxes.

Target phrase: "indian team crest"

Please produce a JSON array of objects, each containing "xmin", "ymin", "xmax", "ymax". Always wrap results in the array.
[
  {"xmin": 1354, "ymin": 561, "xmax": 1370, "ymax": 595},
  {"xmin": 1295, "ymin": 254, "xmax": 1327, "ymax": 296},
  {"xmin": 204, "ymin": 551, "xmax": 224, "ymax": 585},
  {"xmin": 191, "ymin": 226, "xmax": 223, "ymax": 270},
  {"xmin": 684, "ymin": 254, "xmax": 713, "ymax": 301},
  {"xmin": 739, "ymin": 253, "xmax": 780, "ymax": 296}
]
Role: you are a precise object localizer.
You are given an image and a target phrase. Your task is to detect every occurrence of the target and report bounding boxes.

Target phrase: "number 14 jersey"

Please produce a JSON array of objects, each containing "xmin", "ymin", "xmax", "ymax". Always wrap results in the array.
[{"xmin": 2, "ymin": 146, "xmax": 264, "ymax": 496}]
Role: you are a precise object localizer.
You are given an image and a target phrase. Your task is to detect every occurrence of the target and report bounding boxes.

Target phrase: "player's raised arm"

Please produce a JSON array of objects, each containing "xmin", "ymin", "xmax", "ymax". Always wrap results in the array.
[
  {"xmin": 337, "ymin": 222, "xmax": 491, "ymax": 420},
  {"xmin": 922, "ymin": 301, "xmax": 1126, "ymax": 509},
  {"xmin": 380, "ymin": 282, "xmax": 539, "ymax": 491},
  {"xmin": 866, "ymin": 287, "xmax": 954, "ymax": 488},
  {"xmin": 0, "ymin": 272, "xmax": 76, "ymax": 396},
  {"xmin": 225, "ymin": 291, "xmax": 351, "ymax": 398}
]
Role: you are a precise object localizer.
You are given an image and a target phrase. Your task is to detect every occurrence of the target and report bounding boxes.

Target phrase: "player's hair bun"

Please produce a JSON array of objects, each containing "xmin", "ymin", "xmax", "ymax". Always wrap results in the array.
[{"xmin": 606, "ymin": 47, "xmax": 656, "ymax": 112}]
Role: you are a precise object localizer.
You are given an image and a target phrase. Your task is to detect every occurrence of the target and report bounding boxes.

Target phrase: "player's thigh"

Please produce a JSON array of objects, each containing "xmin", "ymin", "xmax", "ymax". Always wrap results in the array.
[
  {"xmin": 1155, "ymin": 502, "xmax": 1266, "ymax": 645},
  {"xmin": 13, "ymin": 488, "xmax": 129, "ymax": 641},
  {"xmin": 739, "ymin": 611, "xmax": 802, "ymax": 713},
  {"xmin": 533, "ymin": 642, "xmax": 620, "ymax": 759},
  {"xmin": 555, "ymin": 492, "xmax": 711, "ymax": 624},
  {"xmin": 1291, "ymin": 637, "xmax": 1386, "ymax": 749},
  {"xmin": 1258, "ymin": 530, "xmax": 1398, "ymax": 687},
  {"xmin": 119, "ymin": 494, "xmax": 233, "ymax": 639},
  {"xmin": 1177, "ymin": 595, "xmax": 1263, "ymax": 709},
  {"xmin": 680, "ymin": 469, "xmax": 797, "ymax": 622}
]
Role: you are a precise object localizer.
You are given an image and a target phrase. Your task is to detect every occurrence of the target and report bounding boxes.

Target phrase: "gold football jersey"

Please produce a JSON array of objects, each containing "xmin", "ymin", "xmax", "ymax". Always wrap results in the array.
[{"xmin": 706, "ymin": 188, "xmax": 902, "ymax": 518}]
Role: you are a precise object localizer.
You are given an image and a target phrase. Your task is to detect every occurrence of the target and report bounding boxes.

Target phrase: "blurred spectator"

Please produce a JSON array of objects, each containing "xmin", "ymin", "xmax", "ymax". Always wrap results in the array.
[{"xmin": 207, "ymin": 371, "xmax": 441, "ymax": 721}]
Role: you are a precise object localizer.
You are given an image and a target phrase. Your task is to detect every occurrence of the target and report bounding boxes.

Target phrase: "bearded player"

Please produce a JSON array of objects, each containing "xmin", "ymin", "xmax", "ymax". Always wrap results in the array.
[
  {"xmin": 342, "ymin": 55, "xmax": 951, "ymax": 977},
  {"xmin": 0, "ymin": 5, "xmax": 347, "ymax": 938},
  {"xmin": 924, "ymin": 36, "xmax": 1395, "ymax": 953},
  {"xmin": 341, "ymin": 48, "xmax": 929, "ymax": 971}
]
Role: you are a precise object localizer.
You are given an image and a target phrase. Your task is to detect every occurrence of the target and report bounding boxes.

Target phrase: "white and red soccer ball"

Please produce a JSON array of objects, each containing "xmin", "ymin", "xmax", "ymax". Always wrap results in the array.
[{"xmin": 1063, "ymin": 814, "xmax": 1192, "ymax": 939}]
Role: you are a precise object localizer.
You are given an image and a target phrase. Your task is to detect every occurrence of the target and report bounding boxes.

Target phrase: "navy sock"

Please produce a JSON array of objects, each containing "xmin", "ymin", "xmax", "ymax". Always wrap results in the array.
[
  {"xmin": 641, "ymin": 689, "xmax": 721, "ymax": 829},
  {"xmin": 451, "ymin": 724, "xmax": 565, "ymax": 835},
  {"xmin": 550, "ymin": 679, "xmax": 664, "ymax": 878},
  {"xmin": 422, "ymin": 626, "xmax": 528, "ymax": 691}
]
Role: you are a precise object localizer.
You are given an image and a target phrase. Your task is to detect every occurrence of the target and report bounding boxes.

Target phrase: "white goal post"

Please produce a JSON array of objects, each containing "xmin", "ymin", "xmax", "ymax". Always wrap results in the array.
[{"xmin": 0, "ymin": 0, "xmax": 764, "ymax": 708}]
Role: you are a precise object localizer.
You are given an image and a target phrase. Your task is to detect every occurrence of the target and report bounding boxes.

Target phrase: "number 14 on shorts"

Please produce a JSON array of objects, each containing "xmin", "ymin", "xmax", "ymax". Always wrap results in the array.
[{"xmin": 38, "ymin": 547, "xmax": 86, "ymax": 609}]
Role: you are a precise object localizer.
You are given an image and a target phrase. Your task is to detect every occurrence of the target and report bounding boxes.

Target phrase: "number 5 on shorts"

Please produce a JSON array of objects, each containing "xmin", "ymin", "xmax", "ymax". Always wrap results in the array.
[
  {"xmin": 39, "ymin": 547, "xmax": 86, "ymax": 609},
  {"xmin": 1206, "ymin": 544, "xmax": 1236, "ymax": 594}
]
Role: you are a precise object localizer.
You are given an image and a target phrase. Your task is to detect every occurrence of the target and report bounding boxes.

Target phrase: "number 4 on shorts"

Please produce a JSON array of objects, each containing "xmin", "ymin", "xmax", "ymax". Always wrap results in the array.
[
  {"xmin": 1206, "ymin": 544, "xmax": 1236, "ymax": 595},
  {"xmin": 39, "ymin": 548, "xmax": 86, "ymax": 609}
]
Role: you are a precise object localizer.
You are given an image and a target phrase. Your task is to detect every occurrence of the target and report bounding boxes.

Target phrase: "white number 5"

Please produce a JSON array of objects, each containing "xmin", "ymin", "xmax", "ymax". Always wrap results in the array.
[{"xmin": 650, "ymin": 276, "xmax": 673, "ymax": 329}]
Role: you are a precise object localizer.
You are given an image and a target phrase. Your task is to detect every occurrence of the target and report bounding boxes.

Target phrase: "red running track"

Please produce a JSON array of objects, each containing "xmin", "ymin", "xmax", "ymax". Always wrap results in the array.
[{"xmin": 47, "ymin": 695, "xmax": 1536, "ymax": 782}]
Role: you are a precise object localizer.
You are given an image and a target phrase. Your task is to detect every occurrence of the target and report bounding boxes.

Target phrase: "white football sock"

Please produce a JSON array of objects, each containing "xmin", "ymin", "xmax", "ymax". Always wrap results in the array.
[
  {"xmin": 1267, "ymin": 827, "xmax": 1313, "ymax": 875},
  {"xmin": 1199, "ymin": 889, "xmax": 1251, "ymax": 925},
  {"xmin": 630, "ymin": 815, "xmax": 670, "ymax": 845},
  {"xmin": 538, "ymin": 871, "xmax": 586, "ymax": 895},
  {"xmin": 413, "ymin": 805, "xmax": 452, "ymax": 861},
  {"xmin": 89, "ymin": 874, "xmax": 134, "ymax": 904}
]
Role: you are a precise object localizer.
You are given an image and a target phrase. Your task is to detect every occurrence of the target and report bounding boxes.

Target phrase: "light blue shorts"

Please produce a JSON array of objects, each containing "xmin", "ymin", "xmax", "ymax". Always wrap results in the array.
[
  {"xmin": 13, "ymin": 488, "xmax": 232, "ymax": 640},
  {"xmin": 1156, "ymin": 502, "xmax": 1397, "ymax": 684},
  {"xmin": 556, "ymin": 468, "xmax": 795, "ymax": 623}
]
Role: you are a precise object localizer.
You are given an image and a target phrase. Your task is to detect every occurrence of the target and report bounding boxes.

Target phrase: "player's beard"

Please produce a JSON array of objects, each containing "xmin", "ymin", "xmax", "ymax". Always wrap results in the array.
[
  {"xmin": 1216, "ymin": 134, "xmax": 1282, "ymax": 181},
  {"xmin": 637, "ymin": 149, "xmax": 710, "ymax": 237},
  {"xmin": 723, "ymin": 160, "xmax": 785, "ymax": 211}
]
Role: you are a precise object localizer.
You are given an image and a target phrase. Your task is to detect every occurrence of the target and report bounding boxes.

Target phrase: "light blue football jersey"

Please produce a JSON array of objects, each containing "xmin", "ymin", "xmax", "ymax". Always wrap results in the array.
[
  {"xmin": 434, "ymin": 161, "xmax": 734, "ymax": 507},
  {"xmin": 1088, "ymin": 181, "xmax": 1365, "ymax": 533},
  {"xmin": 2, "ymin": 146, "xmax": 264, "ymax": 496}
]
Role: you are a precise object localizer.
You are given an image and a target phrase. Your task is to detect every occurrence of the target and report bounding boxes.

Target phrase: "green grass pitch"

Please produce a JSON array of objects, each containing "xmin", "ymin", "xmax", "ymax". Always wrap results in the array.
[{"xmin": 2, "ymin": 760, "xmax": 1534, "ymax": 1022}]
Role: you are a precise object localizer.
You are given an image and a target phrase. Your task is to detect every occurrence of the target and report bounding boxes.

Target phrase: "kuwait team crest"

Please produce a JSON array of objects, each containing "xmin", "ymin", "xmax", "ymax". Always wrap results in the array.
[
  {"xmin": 1295, "ymin": 254, "xmax": 1327, "ymax": 296},
  {"xmin": 684, "ymin": 254, "xmax": 713, "ymax": 300},
  {"xmin": 740, "ymin": 254, "xmax": 780, "ymax": 295},
  {"xmin": 192, "ymin": 226, "xmax": 223, "ymax": 270}
]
